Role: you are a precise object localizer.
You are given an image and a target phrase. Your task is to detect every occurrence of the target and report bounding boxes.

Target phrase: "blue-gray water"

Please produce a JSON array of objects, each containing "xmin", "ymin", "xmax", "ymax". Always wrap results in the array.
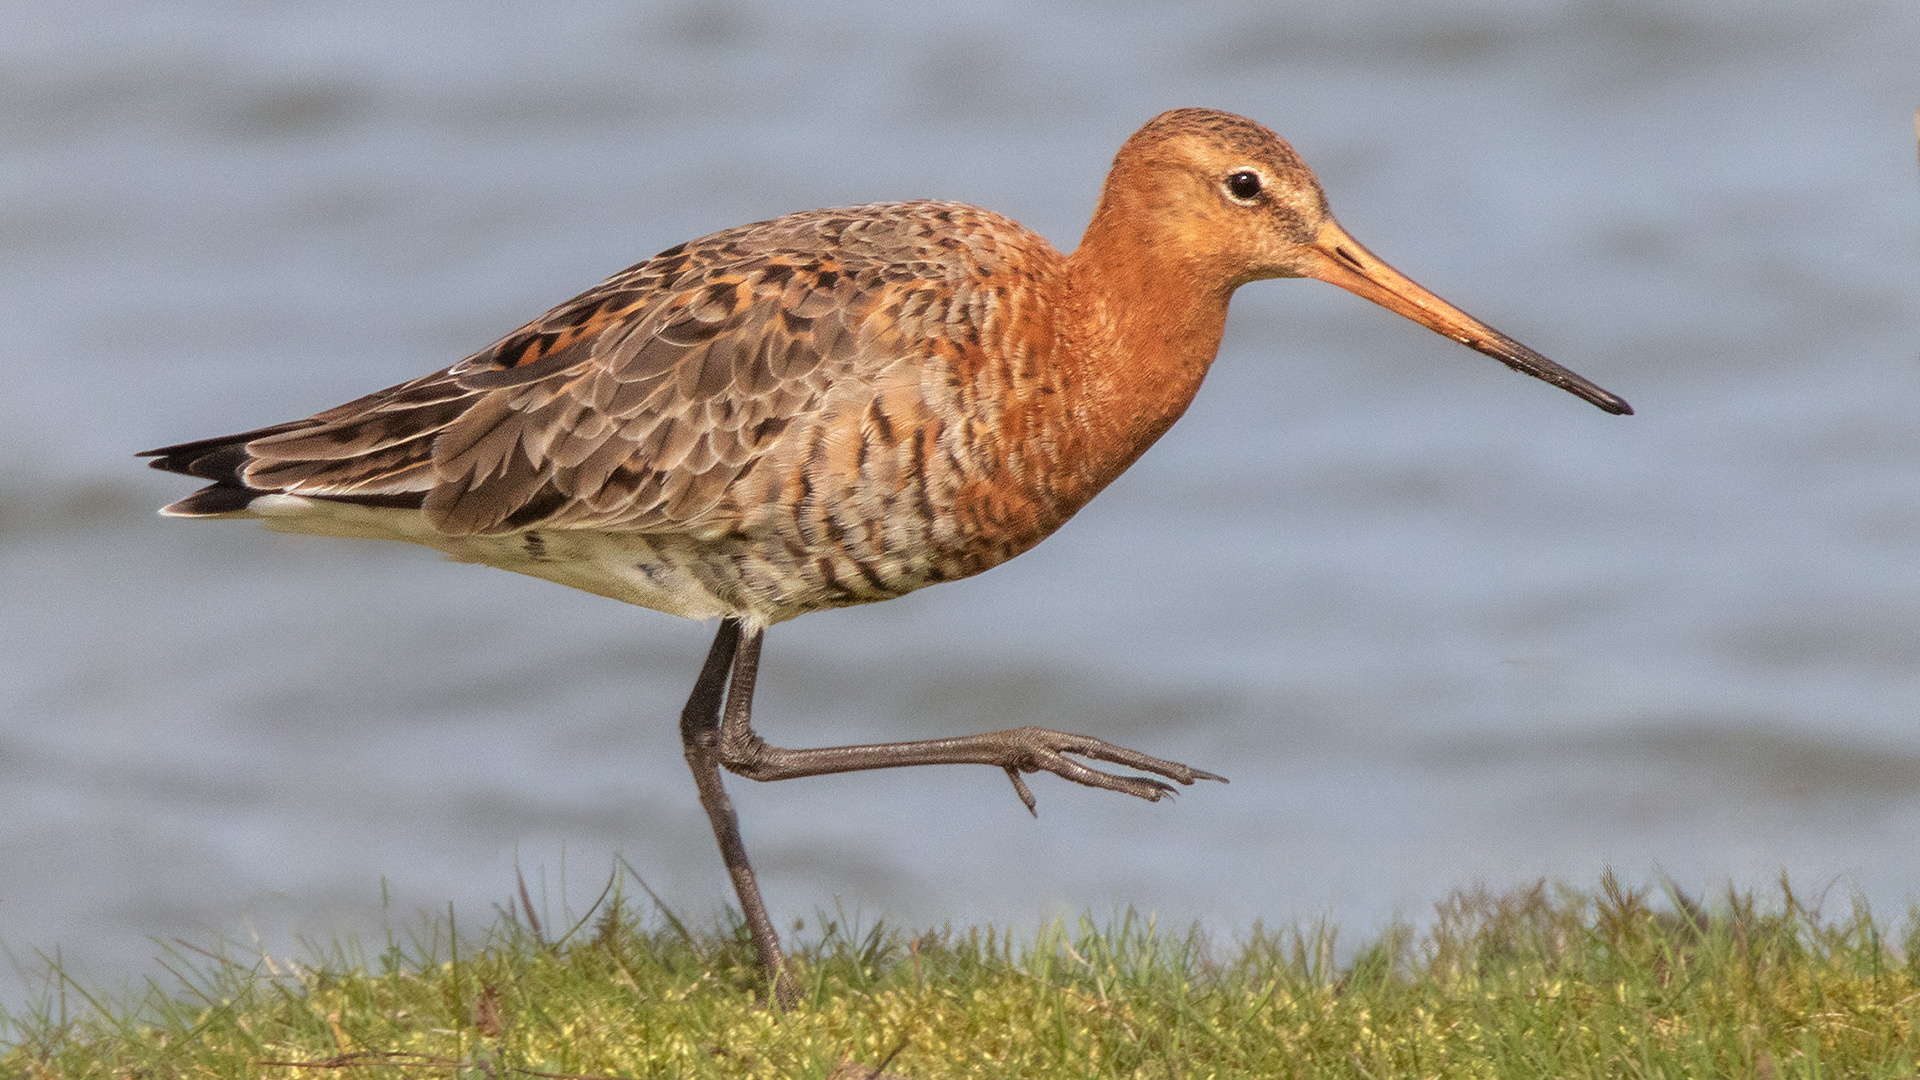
[{"xmin": 3, "ymin": 0, "xmax": 1918, "ymax": 1003}]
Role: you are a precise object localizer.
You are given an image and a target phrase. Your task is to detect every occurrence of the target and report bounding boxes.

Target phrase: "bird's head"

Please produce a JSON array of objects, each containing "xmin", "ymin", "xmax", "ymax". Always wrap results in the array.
[{"xmin": 1094, "ymin": 108, "xmax": 1631, "ymax": 415}]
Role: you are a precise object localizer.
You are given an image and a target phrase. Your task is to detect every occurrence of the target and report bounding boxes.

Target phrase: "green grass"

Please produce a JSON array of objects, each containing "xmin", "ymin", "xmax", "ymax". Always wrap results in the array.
[{"xmin": 6, "ymin": 869, "xmax": 1919, "ymax": 1078}]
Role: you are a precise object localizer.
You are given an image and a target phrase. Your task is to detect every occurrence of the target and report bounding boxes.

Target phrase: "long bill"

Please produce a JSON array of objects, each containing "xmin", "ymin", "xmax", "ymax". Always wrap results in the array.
[{"xmin": 1302, "ymin": 220, "xmax": 1632, "ymax": 416}]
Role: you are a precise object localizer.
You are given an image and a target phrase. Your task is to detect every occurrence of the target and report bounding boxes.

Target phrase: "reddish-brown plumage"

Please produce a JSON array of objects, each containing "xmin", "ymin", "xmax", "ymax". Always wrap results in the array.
[
  {"xmin": 143, "ymin": 109, "xmax": 1629, "ymax": 1002},
  {"xmin": 144, "ymin": 109, "xmax": 1626, "ymax": 630}
]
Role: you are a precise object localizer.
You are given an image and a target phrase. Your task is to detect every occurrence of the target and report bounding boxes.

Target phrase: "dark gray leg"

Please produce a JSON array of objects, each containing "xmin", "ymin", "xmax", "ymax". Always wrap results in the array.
[
  {"xmin": 716, "ymin": 626, "xmax": 1225, "ymax": 815},
  {"xmin": 682, "ymin": 620, "xmax": 1224, "ymax": 1007},
  {"xmin": 680, "ymin": 618, "xmax": 799, "ymax": 1007}
]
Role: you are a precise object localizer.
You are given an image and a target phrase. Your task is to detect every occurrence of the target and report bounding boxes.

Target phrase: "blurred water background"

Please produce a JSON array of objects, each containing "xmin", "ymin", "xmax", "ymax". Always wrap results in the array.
[{"xmin": 2, "ymin": 0, "xmax": 1918, "ymax": 1003}]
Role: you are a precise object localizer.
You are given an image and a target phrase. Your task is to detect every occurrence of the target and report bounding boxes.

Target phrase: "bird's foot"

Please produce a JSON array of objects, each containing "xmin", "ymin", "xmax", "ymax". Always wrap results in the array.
[{"xmin": 994, "ymin": 725, "xmax": 1226, "ymax": 815}]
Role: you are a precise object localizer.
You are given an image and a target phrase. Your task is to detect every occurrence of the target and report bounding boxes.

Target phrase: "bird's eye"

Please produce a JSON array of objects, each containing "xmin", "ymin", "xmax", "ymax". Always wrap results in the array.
[{"xmin": 1225, "ymin": 170, "xmax": 1263, "ymax": 201}]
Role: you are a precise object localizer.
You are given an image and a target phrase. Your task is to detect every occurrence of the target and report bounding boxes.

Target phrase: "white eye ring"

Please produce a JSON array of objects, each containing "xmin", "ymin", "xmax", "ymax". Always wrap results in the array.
[{"xmin": 1225, "ymin": 170, "xmax": 1263, "ymax": 202}]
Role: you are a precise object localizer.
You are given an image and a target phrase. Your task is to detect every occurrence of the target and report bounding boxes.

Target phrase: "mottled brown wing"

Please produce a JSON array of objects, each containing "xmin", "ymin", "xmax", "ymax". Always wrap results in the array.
[{"xmin": 159, "ymin": 206, "xmax": 975, "ymax": 536}]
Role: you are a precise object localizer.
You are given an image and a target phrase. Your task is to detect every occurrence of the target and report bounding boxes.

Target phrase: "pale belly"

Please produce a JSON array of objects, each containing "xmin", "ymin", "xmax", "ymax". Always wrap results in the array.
[{"xmin": 241, "ymin": 493, "xmax": 940, "ymax": 630}]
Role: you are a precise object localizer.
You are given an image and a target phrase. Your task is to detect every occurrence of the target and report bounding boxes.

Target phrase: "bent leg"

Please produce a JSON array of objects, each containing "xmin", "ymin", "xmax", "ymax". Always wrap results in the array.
[{"xmin": 716, "ymin": 627, "xmax": 1227, "ymax": 815}]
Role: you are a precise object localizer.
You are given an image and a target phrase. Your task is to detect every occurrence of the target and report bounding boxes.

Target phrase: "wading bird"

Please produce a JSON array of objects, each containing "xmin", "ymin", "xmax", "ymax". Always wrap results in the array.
[{"xmin": 144, "ymin": 109, "xmax": 1630, "ymax": 1005}]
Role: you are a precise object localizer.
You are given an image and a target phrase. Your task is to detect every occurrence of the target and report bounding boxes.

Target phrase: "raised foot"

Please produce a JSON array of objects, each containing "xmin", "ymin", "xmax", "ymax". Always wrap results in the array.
[{"xmin": 995, "ymin": 725, "xmax": 1227, "ymax": 815}]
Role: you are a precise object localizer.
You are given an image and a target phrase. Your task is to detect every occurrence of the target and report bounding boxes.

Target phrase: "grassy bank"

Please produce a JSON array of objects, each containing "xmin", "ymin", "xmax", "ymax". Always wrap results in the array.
[{"xmin": 6, "ymin": 870, "xmax": 1918, "ymax": 1078}]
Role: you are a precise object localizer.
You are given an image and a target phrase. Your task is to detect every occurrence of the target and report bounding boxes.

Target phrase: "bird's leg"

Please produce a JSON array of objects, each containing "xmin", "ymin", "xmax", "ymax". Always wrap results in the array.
[
  {"xmin": 717, "ymin": 627, "xmax": 1226, "ymax": 816},
  {"xmin": 679, "ymin": 617, "xmax": 799, "ymax": 1008}
]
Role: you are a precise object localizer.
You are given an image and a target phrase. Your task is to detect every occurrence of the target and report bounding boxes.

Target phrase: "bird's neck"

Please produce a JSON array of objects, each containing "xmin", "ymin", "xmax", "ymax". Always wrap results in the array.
[{"xmin": 1059, "ymin": 198, "xmax": 1235, "ymax": 494}]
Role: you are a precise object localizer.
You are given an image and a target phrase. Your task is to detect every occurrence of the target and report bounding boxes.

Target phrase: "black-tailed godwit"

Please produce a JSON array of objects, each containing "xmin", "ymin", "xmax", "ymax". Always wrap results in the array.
[{"xmin": 144, "ymin": 108, "xmax": 1631, "ymax": 1004}]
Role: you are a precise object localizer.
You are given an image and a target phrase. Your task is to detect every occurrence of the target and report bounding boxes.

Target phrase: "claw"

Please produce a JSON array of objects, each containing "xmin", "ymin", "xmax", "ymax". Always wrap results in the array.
[{"xmin": 1005, "ymin": 766, "xmax": 1039, "ymax": 816}]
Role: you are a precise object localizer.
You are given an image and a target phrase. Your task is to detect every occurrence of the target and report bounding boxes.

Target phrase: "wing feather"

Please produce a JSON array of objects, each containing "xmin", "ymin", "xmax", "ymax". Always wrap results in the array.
[{"xmin": 142, "ymin": 201, "xmax": 1049, "ymax": 537}]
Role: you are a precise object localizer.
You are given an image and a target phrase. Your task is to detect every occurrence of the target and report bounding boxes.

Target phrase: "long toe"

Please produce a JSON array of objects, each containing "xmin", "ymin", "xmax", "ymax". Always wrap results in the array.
[
  {"xmin": 1039, "ymin": 752, "xmax": 1182, "ymax": 802},
  {"xmin": 1001, "ymin": 726, "xmax": 1226, "ymax": 801},
  {"xmin": 1015, "ymin": 727, "xmax": 1228, "ymax": 786}
]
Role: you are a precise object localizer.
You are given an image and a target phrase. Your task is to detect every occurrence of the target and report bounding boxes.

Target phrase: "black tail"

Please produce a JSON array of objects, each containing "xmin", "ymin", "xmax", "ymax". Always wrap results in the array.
[
  {"xmin": 141, "ymin": 421, "xmax": 428, "ymax": 517},
  {"xmin": 138, "ymin": 420, "xmax": 312, "ymax": 481}
]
